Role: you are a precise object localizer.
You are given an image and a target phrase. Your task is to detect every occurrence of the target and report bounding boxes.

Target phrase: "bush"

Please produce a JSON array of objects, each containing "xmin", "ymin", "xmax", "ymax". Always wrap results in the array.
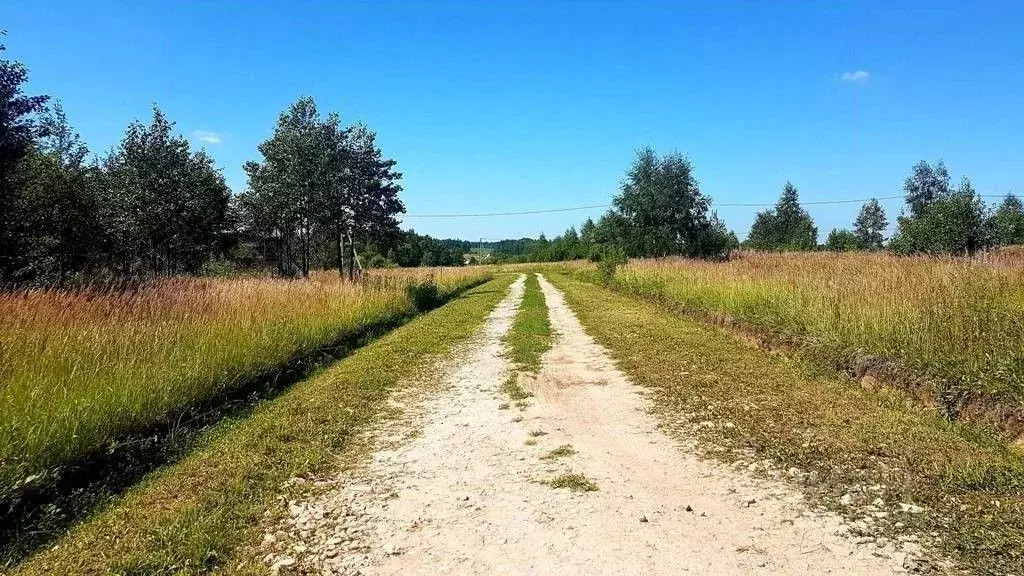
[
  {"xmin": 405, "ymin": 279, "xmax": 442, "ymax": 311},
  {"xmin": 890, "ymin": 187, "xmax": 990, "ymax": 255},
  {"xmin": 201, "ymin": 257, "xmax": 243, "ymax": 277},
  {"xmin": 824, "ymin": 229, "xmax": 861, "ymax": 252},
  {"xmin": 597, "ymin": 246, "xmax": 627, "ymax": 284},
  {"xmin": 367, "ymin": 254, "xmax": 397, "ymax": 269},
  {"xmin": 746, "ymin": 182, "xmax": 818, "ymax": 251}
]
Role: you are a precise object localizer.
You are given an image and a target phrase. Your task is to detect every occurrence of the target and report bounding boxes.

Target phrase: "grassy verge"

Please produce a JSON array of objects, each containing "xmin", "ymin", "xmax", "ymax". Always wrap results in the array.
[
  {"xmin": 504, "ymin": 273, "xmax": 552, "ymax": 374},
  {"xmin": 563, "ymin": 252, "xmax": 1024, "ymax": 420},
  {"xmin": 547, "ymin": 272, "xmax": 1024, "ymax": 574},
  {"xmin": 1, "ymin": 270, "xmax": 490, "ymax": 562},
  {"xmin": 0, "ymin": 269, "xmax": 488, "ymax": 503},
  {"xmin": 7, "ymin": 275, "xmax": 514, "ymax": 575},
  {"xmin": 2, "ymin": 307, "xmax": 412, "ymax": 564}
]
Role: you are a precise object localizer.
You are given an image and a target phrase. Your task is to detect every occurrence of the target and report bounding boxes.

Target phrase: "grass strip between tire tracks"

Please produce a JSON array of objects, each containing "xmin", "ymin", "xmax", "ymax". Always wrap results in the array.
[
  {"xmin": 501, "ymin": 273, "xmax": 552, "ymax": 403},
  {"xmin": 8, "ymin": 275, "xmax": 515, "ymax": 576},
  {"xmin": 505, "ymin": 273, "xmax": 552, "ymax": 374},
  {"xmin": 547, "ymin": 272, "xmax": 1024, "ymax": 574}
]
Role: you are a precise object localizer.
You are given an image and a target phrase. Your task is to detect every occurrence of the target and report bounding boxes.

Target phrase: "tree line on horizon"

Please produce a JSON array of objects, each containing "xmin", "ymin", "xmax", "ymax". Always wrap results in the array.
[
  {"xmin": 492, "ymin": 155, "xmax": 1024, "ymax": 264},
  {"xmin": 484, "ymin": 147, "xmax": 737, "ymax": 264},
  {"xmin": 4, "ymin": 33, "xmax": 1024, "ymax": 287}
]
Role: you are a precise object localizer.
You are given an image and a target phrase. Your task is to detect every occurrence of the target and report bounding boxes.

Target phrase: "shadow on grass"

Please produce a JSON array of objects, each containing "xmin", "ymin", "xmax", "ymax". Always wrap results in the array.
[{"xmin": 0, "ymin": 278, "xmax": 488, "ymax": 567}]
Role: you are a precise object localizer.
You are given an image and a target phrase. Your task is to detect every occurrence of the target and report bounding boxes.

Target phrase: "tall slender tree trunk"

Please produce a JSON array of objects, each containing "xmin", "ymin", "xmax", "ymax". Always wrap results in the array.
[
  {"xmin": 337, "ymin": 225, "xmax": 345, "ymax": 277},
  {"xmin": 284, "ymin": 234, "xmax": 294, "ymax": 278},
  {"xmin": 347, "ymin": 229, "xmax": 355, "ymax": 281},
  {"xmin": 276, "ymin": 234, "xmax": 284, "ymax": 277},
  {"xmin": 301, "ymin": 225, "xmax": 309, "ymax": 278},
  {"xmin": 281, "ymin": 236, "xmax": 287, "ymax": 277}
]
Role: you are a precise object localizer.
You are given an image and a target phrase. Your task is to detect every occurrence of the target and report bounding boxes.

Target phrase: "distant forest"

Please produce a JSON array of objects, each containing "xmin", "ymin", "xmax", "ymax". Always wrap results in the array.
[{"xmin": 471, "ymin": 153, "xmax": 1024, "ymax": 265}]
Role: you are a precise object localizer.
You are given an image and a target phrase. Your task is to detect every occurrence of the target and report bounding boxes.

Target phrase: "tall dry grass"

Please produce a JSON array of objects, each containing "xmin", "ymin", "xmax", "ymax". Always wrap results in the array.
[
  {"xmin": 573, "ymin": 251, "xmax": 1024, "ymax": 404},
  {"xmin": 0, "ymin": 268, "xmax": 488, "ymax": 494}
]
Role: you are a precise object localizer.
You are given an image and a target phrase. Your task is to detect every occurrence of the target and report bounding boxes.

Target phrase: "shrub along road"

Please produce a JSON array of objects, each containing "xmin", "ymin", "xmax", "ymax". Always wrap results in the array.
[{"xmin": 257, "ymin": 273, "xmax": 927, "ymax": 575}]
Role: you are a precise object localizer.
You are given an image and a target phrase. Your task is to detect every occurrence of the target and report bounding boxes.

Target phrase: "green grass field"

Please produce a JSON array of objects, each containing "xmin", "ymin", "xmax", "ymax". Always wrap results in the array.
[
  {"xmin": 6, "ymin": 252, "xmax": 1024, "ymax": 574},
  {"xmin": 547, "ymin": 271, "xmax": 1024, "ymax": 572},
  {"xmin": 7, "ymin": 275, "xmax": 514, "ymax": 575},
  {"xmin": 0, "ymin": 268, "xmax": 489, "ymax": 548},
  {"xmin": 562, "ymin": 251, "xmax": 1024, "ymax": 420}
]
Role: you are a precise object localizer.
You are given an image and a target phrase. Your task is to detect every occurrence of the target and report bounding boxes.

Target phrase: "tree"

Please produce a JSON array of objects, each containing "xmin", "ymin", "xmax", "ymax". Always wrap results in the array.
[
  {"xmin": 825, "ymin": 228, "xmax": 861, "ymax": 251},
  {"xmin": 594, "ymin": 210, "xmax": 629, "ymax": 251},
  {"xmin": 611, "ymin": 147, "xmax": 732, "ymax": 258},
  {"xmin": 904, "ymin": 160, "xmax": 951, "ymax": 217},
  {"xmin": 889, "ymin": 162, "xmax": 993, "ymax": 256},
  {"xmin": 689, "ymin": 212, "xmax": 736, "ymax": 259},
  {"xmin": 853, "ymin": 198, "xmax": 888, "ymax": 250},
  {"xmin": 13, "ymin": 101, "xmax": 105, "ymax": 283},
  {"xmin": 241, "ymin": 99, "xmax": 405, "ymax": 278},
  {"xmin": 890, "ymin": 176, "xmax": 991, "ymax": 255},
  {"xmin": 382, "ymin": 230, "xmax": 465, "ymax": 267},
  {"xmin": 579, "ymin": 218, "xmax": 597, "ymax": 247},
  {"xmin": 104, "ymin": 106, "xmax": 229, "ymax": 275},
  {"xmin": 0, "ymin": 33, "xmax": 50, "ymax": 282},
  {"xmin": 2, "ymin": 43, "xmax": 414, "ymax": 282},
  {"xmin": 745, "ymin": 211, "xmax": 773, "ymax": 250},
  {"xmin": 992, "ymin": 194, "xmax": 1024, "ymax": 246},
  {"xmin": 315, "ymin": 115, "xmax": 356, "ymax": 277},
  {"xmin": 241, "ymin": 97, "xmax": 338, "ymax": 277},
  {"xmin": 746, "ymin": 182, "xmax": 817, "ymax": 251},
  {"xmin": 341, "ymin": 124, "xmax": 404, "ymax": 278}
]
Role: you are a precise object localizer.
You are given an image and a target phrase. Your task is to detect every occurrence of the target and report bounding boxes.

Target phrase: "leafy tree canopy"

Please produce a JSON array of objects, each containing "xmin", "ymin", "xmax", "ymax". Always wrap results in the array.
[
  {"xmin": 824, "ymin": 228, "xmax": 861, "ymax": 251},
  {"xmin": 854, "ymin": 198, "xmax": 888, "ymax": 250},
  {"xmin": 904, "ymin": 160, "xmax": 951, "ymax": 217},
  {"xmin": 891, "ymin": 175, "xmax": 990, "ymax": 255},
  {"xmin": 611, "ymin": 147, "xmax": 732, "ymax": 258},
  {"xmin": 992, "ymin": 194, "xmax": 1024, "ymax": 246},
  {"xmin": 745, "ymin": 182, "xmax": 817, "ymax": 251}
]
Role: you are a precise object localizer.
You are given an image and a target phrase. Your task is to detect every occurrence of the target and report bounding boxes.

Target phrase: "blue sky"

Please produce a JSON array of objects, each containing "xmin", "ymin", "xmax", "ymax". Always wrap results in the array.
[{"xmin": 5, "ymin": 1, "xmax": 1023, "ymax": 241}]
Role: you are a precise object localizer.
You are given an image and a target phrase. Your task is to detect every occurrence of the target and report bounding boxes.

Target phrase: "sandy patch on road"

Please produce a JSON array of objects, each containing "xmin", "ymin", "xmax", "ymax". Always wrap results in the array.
[{"xmin": 262, "ymin": 272, "xmax": 916, "ymax": 575}]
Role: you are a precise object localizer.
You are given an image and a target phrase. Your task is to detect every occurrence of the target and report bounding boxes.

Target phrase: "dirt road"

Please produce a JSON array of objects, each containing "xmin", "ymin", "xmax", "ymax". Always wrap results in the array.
[{"xmin": 264, "ymin": 273, "xmax": 914, "ymax": 574}]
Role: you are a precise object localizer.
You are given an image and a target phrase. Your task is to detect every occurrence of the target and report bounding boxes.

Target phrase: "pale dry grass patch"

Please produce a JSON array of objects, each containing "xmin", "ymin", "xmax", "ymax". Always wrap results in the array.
[{"xmin": 547, "ymin": 473, "xmax": 598, "ymax": 492}]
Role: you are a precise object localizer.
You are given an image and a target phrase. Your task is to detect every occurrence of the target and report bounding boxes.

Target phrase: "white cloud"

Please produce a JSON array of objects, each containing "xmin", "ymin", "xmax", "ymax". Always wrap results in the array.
[
  {"xmin": 193, "ymin": 130, "xmax": 221, "ymax": 145},
  {"xmin": 840, "ymin": 70, "xmax": 870, "ymax": 83}
]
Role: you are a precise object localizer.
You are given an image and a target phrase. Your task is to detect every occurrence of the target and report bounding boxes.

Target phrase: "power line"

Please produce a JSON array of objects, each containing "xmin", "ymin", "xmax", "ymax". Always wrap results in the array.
[
  {"xmin": 402, "ymin": 194, "xmax": 1011, "ymax": 219},
  {"xmin": 403, "ymin": 204, "xmax": 612, "ymax": 218},
  {"xmin": 720, "ymin": 195, "xmax": 902, "ymax": 207}
]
